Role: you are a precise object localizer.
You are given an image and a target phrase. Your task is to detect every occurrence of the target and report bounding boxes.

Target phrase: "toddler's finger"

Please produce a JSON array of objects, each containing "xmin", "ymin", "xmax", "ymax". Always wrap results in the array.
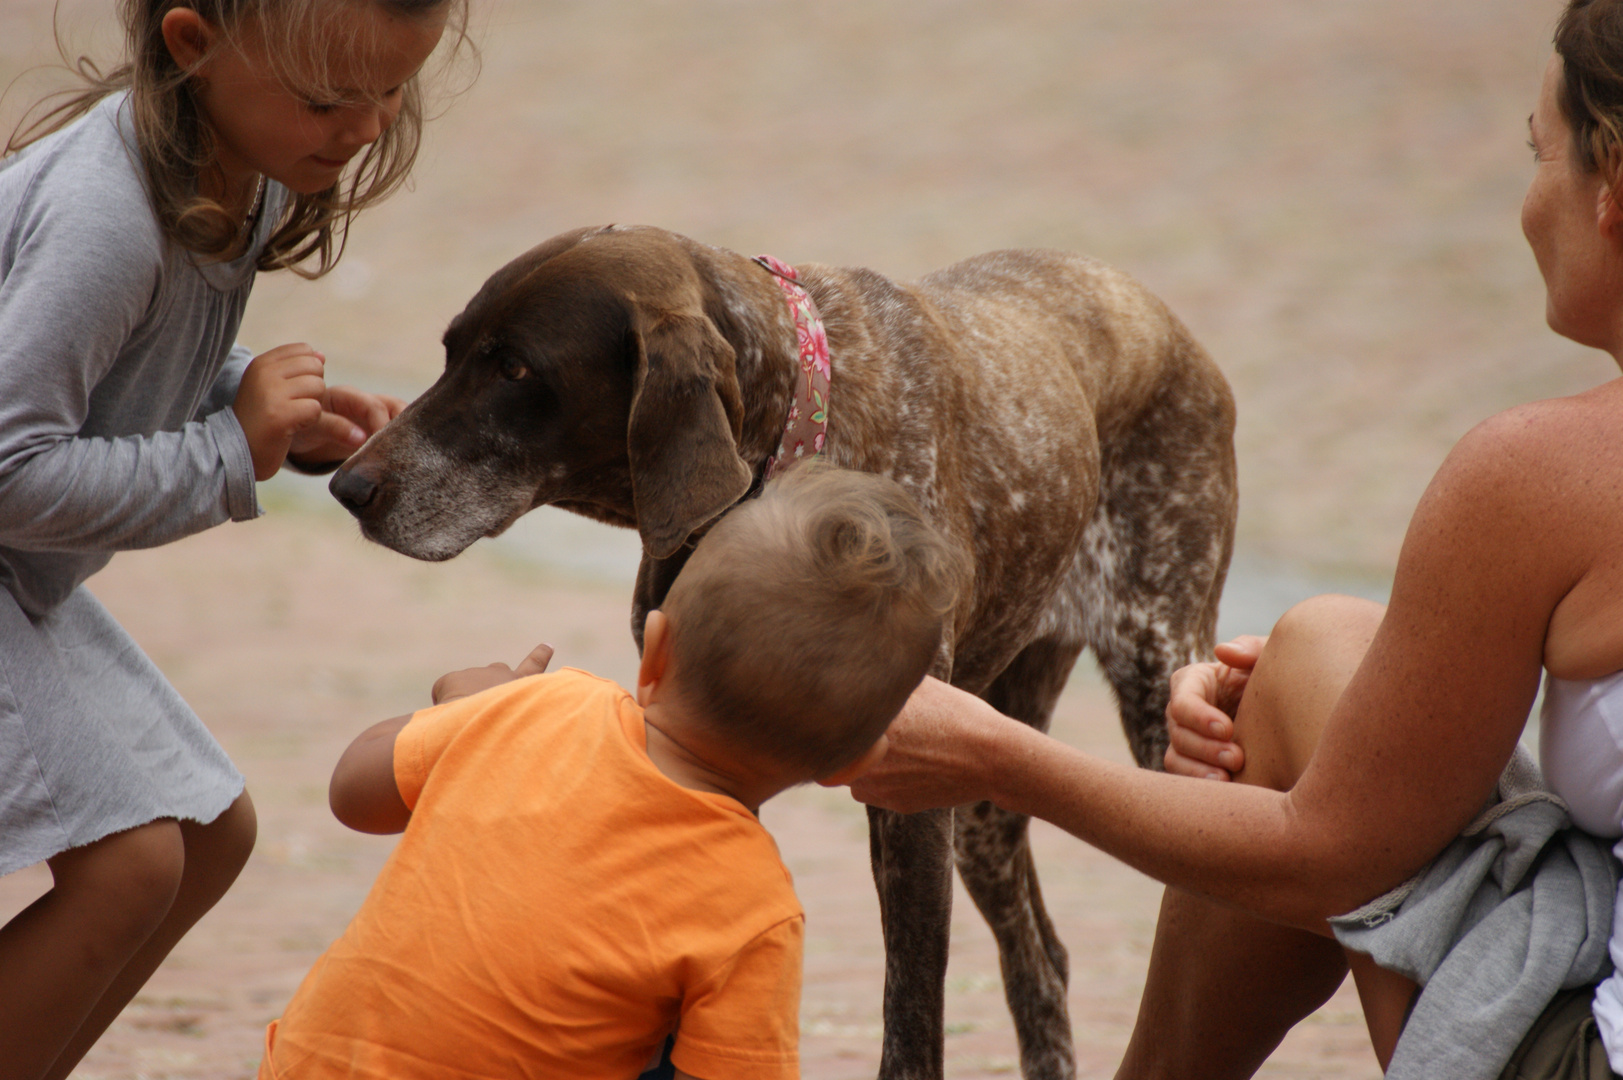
[{"xmin": 514, "ymin": 643, "xmax": 555, "ymax": 677}]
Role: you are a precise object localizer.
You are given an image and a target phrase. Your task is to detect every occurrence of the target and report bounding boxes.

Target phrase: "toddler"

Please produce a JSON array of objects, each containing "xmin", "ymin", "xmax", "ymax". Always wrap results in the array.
[{"xmin": 261, "ymin": 466, "xmax": 967, "ymax": 1080}]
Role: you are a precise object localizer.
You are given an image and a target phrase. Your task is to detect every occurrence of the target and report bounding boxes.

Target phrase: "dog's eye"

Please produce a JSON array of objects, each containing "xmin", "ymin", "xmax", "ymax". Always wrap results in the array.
[{"xmin": 498, "ymin": 355, "xmax": 529, "ymax": 381}]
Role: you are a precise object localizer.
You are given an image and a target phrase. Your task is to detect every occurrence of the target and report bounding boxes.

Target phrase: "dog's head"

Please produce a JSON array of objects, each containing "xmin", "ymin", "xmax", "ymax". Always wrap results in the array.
[{"xmin": 330, "ymin": 225, "xmax": 754, "ymax": 561}]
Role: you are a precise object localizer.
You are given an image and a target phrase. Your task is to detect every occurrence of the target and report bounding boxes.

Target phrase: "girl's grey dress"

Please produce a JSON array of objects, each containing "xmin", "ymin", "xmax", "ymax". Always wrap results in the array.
[{"xmin": 0, "ymin": 93, "xmax": 285, "ymax": 876}]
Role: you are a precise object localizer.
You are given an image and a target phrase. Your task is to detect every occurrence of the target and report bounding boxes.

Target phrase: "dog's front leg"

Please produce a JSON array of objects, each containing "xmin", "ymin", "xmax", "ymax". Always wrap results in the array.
[{"xmin": 868, "ymin": 803, "xmax": 954, "ymax": 1080}]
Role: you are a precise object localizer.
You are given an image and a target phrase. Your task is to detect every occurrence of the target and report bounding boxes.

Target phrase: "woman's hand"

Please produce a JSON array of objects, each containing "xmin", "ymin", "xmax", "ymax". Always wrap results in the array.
[
  {"xmin": 840, "ymin": 675, "xmax": 1019, "ymax": 813},
  {"xmin": 1163, "ymin": 635, "xmax": 1265, "ymax": 781},
  {"xmin": 430, "ymin": 643, "xmax": 555, "ymax": 705}
]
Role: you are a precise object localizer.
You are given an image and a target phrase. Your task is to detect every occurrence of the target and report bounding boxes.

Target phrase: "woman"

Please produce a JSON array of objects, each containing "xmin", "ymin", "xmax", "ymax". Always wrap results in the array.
[{"xmin": 846, "ymin": 2, "xmax": 1623, "ymax": 1076}]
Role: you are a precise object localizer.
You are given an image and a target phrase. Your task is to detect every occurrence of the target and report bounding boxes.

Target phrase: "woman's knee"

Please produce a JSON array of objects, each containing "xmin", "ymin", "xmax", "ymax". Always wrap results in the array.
[
  {"xmin": 1268, "ymin": 595, "xmax": 1385, "ymax": 665},
  {"xmin": 1232, "ymin": 595, "xmax": 1384, "ymax": 791}
]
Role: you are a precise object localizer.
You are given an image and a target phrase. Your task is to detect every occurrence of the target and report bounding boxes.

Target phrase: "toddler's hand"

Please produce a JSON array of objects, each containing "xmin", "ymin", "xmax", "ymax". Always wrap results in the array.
[
  {"xmin": 232, "ymin": 343, "xmax": 329, "ymax": 480},
  {"xmin": 431, "ymin": 643, "xmax": 555, "ymax": 705},
  {"xmin": 287, "ymin": 385, "xmax": 407, "ymax": 469}
]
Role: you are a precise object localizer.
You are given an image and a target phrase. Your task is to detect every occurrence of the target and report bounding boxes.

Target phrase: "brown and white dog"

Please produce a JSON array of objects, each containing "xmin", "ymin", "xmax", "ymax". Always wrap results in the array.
[{"xmin": 329, "ymin": 224, "xmax": 1236, "ymax": 1080}]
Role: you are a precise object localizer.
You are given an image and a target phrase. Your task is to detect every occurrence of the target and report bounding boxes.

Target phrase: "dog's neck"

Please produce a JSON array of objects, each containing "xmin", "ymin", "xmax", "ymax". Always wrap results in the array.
[
  {"xmin": 750, "ymin": 254, "xmax": 830, "ymax": 479},
  {"xmin": 686, "ymin": 242, "xmax": 827, "ymax": 476}
]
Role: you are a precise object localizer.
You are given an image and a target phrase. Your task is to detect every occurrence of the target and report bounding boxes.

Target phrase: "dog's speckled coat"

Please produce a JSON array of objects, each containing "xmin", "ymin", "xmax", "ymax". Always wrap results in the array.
[{"xmin": 331, "ymin": 225, "xmax": 1237, "ymax": 1080}]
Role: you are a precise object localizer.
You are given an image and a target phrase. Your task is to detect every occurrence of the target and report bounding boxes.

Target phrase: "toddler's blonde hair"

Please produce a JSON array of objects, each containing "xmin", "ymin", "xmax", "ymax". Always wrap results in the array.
[{"xmin": 662, "ymin": 465, "xmax": 969, "ymax": 779}]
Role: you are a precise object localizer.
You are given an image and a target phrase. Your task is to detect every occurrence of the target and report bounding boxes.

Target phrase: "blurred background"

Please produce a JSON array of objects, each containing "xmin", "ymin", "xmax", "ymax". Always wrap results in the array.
[{"xmin": 0, "ymin": 1, "xmax": 1592, "ymax": 1076}]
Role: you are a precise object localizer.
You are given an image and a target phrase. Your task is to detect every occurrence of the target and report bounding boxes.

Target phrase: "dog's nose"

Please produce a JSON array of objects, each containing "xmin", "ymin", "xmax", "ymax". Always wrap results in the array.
[{"xmin": 329, "ymin": 467, "xmax": 379, "ymax": 514}]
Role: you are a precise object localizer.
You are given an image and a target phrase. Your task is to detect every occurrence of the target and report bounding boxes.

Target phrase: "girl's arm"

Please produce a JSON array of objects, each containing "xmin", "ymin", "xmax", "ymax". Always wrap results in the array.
[
  {"xmin": 853, "ymin": 398, "xmax": 1595, "ymax": 931},
  {"xmin": 0, "ymin": 168, "xmax": 261, "ymax": 551}
]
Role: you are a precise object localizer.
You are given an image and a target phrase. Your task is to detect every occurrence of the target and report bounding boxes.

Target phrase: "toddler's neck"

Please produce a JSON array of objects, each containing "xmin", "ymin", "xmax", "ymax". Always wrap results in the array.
[{"xmin": 641, "ymin": 712, "xmax": 777, "ymax": 815}]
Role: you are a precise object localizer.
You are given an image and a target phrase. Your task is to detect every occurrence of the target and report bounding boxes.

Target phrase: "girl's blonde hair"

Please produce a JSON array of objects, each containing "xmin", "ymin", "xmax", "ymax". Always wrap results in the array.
[{"xmin": 7, "ymin": 0, "xmax": 469, "ymax": 277}]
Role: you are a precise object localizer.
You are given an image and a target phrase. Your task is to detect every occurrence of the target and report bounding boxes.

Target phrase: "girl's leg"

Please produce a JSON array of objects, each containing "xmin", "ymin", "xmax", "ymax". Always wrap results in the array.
[
  {"xmin": 0, "ymin": 820, "xmax": 186, "ymax": 1080},
  {"xmin": 40, "ymin": 791, "xmax": 257, "ymax": 1080},
  {"xmin": 1115, "ymin": 594, "xmax": 1389, "ymax": 1080}
]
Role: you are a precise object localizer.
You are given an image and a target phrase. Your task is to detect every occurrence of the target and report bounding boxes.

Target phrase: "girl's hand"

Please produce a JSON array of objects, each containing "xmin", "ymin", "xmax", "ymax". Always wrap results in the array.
[
  {"xmin": 287, "ymin": 385, "xmax": 407, "ymax": 469},
  {"xmin": 232, "ymin": 343, "xmax": 330, "ymax": 480},
  {"xmin": 839, "ymin": 676, "xmax": 1013, "ymax": 813},
  {"xmin": 1163, "ymin": 635, "xmax": 1266, "ymax": 781},
  {"xmin": 430, "ymin": 644, "xmax": 555, "ymax": 705}
]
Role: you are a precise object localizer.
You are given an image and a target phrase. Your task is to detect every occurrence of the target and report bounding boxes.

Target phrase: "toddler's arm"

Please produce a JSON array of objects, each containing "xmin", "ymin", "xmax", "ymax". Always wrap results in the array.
[
  {"xmin": 329, "ymin": 716, "xmax": 413, "ymax": 834},
  {"xmin": 328, "ymin": 644, "xmax": 554, "ymax": 834}
]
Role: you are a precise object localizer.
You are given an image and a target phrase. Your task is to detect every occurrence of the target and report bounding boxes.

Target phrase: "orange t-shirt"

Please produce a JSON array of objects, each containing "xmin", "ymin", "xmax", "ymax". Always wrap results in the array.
[{"xmin": 261, "ymin": 669, "xmax": 803, "ymax": 1080}]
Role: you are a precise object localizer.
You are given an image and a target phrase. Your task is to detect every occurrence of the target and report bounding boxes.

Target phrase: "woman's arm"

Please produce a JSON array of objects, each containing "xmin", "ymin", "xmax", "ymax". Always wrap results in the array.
[{"xmin": 854, "ymin": 400, "xmax": 1593, "ymax": 931}]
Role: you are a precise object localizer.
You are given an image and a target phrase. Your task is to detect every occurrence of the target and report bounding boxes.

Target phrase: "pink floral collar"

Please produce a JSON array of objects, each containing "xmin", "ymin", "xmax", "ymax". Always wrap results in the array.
[{"xmin": 753, "ymin": 254, "xmax": 830, "ymax": 480}]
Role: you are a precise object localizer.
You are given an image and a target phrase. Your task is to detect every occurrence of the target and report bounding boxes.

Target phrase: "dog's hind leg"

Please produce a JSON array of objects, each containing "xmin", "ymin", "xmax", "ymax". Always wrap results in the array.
[
  {"xmin": 954, "ymin": 636, "xmax": 1083, "ymax": 1080},
  {"xmin": 870, "ymin": 804, "xmax": 955, "ymax": 1080}
]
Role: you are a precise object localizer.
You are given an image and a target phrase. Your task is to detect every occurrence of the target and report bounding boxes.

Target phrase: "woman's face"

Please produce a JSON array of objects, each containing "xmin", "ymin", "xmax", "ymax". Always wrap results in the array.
[{"xmin": 1522, "ymin": 55, "xmax": 1623, "ymax": 353}]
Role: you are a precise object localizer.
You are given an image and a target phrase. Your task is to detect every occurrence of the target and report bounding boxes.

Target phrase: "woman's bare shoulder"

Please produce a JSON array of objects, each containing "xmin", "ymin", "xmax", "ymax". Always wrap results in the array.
[{"xmin": 1436, "ymin": 382, "xmax": 1623, "ymax": 503}]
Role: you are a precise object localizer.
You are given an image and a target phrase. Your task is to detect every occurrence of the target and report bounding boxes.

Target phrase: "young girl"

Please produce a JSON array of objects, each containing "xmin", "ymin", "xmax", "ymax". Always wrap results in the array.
[{"xmin": 0, "ymin": 2, "xmax": 464, "ymax": 1077}]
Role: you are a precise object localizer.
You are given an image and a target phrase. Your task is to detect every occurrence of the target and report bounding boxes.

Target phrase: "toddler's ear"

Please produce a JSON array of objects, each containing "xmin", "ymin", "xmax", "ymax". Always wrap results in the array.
[
  {"xmin": 817, "ymin": 734, "xmax": 889, "ymax": 788},
  {"xmin": 636, "ymin": 610, "xmax": 671, "ymax": 707}
]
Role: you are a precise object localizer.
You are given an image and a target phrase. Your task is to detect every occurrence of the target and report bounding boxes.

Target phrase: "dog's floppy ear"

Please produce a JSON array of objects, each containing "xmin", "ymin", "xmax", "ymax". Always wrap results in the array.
[{"xmin": 627, "ymin": 309, "xmax": 753, "ymax": 559}]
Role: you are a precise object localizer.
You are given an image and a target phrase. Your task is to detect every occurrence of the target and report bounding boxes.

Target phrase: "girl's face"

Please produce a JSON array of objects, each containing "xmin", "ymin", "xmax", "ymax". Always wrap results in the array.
[
  {"xmin": 1521, "ymin": 54, "xmax": 1623, "ymax": 354},
  {"xmin": 165, "ymin": 3, "xmax": 447, "ymax": 199}
]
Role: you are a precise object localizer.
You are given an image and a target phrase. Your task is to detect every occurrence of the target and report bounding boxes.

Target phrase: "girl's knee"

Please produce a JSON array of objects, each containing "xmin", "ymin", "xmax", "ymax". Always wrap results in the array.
[
  {"xmin": 167, "ymin": 791, "xmax": 257, "ymax": 922},
  {"xmin": 191, "ymin": 791, "xmax": 257, "ymax": 888},
  {"xmin": 51, "ymin": 819, "xmax": 186, "ymax": 936}
]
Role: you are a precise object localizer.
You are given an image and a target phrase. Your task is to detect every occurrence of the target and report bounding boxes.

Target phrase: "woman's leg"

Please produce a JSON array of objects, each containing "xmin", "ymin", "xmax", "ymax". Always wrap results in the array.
[
  {"xmin": 0, "ymin": 820, "xmax": 187, "ymax": 1080},
  {"xmin": 40, "ymin": 791, "xmax": 257, "ymax": 1080},
  {"xmin": 1115, "ymin": 594, "xmax": 1388, "ymax": 1080}
]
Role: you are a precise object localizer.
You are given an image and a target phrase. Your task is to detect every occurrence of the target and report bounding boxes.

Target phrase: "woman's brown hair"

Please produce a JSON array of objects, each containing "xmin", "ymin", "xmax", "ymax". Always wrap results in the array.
[
  {"xmin": 6, "ymin": 0, "xmax": 470, "ymax": 277},
  {"xmin": 1557, "ymin": 0, "xmax": 1623, "ymax": 187}
]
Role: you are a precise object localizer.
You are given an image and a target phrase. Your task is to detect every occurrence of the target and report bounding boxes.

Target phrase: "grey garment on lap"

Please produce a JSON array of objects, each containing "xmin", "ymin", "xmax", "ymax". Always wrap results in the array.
[
  {"xmin": 1332, "ymin": 748, "xmax": 1620, "ymax": 1080},
  {"xmin": 0, "ymin": 584, "xmax": 243, "ymax": 878}
]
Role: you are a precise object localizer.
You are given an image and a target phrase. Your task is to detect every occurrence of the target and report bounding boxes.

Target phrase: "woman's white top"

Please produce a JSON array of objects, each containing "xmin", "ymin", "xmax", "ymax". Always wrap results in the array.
[{"xmin": 1539, "ymin": 668, "xmax": 1623, "ymax": 1068}]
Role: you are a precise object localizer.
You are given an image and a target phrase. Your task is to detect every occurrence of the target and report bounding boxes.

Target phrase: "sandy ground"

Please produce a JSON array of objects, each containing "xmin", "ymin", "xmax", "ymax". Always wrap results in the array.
[{"xmin": 0, "ymin": 0, "xmax": 1601, "ymax": 1075}]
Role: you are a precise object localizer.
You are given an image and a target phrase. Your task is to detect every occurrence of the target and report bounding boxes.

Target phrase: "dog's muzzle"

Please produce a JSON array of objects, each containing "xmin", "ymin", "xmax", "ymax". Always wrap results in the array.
[{"xmin": 329, "ymin": 466, "xmax": 379, "ymax": 514}]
